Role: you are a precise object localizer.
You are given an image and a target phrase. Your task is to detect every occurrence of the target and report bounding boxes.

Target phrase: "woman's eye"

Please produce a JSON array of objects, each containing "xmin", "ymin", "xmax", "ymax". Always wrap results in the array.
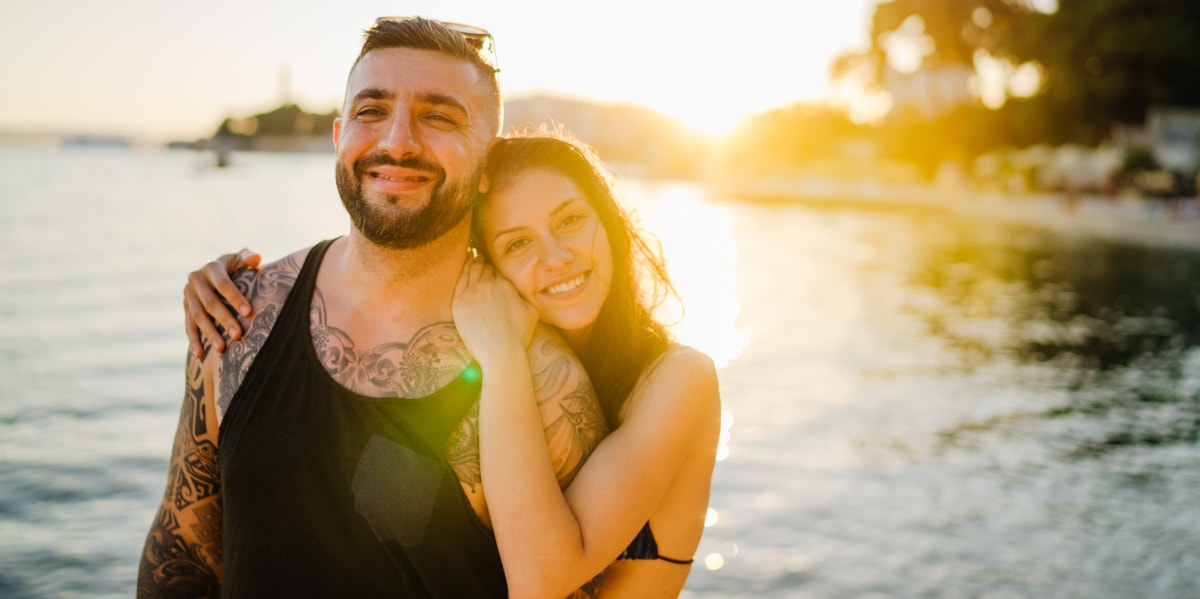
[
  {"xmin": 559, "ymin": 214, "xmax": 584, "ymax": 228},
  {"xmin": 503, "ymin": 238, "xmax": 529, "ymax": 254}
]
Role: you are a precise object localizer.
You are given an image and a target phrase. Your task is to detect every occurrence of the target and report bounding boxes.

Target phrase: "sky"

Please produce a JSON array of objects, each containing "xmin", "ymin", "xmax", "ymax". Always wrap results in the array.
[{"xmin": 0, "ymin": 0, "xmax": 877, "ymax": 142}]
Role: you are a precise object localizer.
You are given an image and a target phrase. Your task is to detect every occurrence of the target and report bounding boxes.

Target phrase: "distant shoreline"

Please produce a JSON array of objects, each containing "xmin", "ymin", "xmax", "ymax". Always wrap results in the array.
[{"xmin": 712, "ymin": 177, "xmax": 1200, "ymax": 252}]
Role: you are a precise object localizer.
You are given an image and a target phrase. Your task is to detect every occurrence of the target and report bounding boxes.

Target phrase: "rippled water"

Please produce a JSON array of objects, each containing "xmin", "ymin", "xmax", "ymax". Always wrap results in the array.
[{"xmin": 1, "ymin": 147, "xmax": 1197, "ymax": 597}]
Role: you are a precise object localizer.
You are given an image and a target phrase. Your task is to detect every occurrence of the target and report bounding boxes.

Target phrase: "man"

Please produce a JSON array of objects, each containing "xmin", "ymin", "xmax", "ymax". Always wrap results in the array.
[{"xmin": 137, "ymin": 18, "xmax": 608, "ymax": 597}]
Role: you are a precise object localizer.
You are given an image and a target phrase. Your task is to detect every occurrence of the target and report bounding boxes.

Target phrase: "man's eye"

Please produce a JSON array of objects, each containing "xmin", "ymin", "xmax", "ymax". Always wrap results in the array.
[
  {"xmin": 426, "ymin": 113, "xmax": 459, "ymax": 127},
  {"xmin": 355, "ymin": 108, "xmax": 384, "ymax": 119}
]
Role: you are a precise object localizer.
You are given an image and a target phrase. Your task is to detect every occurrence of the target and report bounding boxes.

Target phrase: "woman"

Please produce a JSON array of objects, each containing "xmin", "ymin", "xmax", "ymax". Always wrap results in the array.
[{"xmin": 184, "ymin": 132, "xmax": 721, "ymax": 598}]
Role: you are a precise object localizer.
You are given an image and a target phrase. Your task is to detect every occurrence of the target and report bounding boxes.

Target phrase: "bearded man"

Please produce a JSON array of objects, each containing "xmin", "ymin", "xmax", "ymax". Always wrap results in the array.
[{"xmin": 136, "ymin": 17, "xmax": 606, "ymax": 598}]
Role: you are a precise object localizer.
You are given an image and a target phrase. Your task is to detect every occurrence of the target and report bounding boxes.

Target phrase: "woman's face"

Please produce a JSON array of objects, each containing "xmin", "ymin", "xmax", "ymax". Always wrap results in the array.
[{"xmin": 480, "ymin": 168, "xmax": 613, "ymax": 336}]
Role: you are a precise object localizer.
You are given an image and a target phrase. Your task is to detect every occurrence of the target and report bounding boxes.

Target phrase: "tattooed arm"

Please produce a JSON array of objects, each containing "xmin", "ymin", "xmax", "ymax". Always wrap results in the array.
[
  {"xmin": 136, "ymin": 345, "xmax": 223, "ymax": 598},
  {"xmin": 140, "ymin": 251, "xmax": 303, "ymax": 597},
  {"xmin": 445, "ymin": 324, "xmax": 608, "ymax": 526}
]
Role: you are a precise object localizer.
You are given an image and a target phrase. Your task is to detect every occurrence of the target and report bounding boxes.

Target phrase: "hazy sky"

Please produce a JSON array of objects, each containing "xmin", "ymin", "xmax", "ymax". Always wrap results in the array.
[{"xmin": 0, "ymin": 0, "xmax": 876, "ymax": 141}]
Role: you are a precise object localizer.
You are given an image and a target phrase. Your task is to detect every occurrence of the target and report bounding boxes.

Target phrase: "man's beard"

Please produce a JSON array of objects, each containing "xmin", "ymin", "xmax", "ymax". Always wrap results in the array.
[{"xmin": 335, "ymin": 152, "xmax": 479, "ymax": 250}]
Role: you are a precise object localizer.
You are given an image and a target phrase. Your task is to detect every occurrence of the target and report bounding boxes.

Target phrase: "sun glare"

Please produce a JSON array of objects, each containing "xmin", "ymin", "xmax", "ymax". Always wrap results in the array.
[{"xmin": 626, "ymin": 181, "xmax": 747, "ymax": 369}]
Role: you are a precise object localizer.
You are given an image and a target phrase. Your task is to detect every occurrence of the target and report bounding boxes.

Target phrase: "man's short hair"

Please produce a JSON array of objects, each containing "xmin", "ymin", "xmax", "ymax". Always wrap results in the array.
[{"xmin": 353, "ymin": 17, "xmax": 501, "ymax": 130}]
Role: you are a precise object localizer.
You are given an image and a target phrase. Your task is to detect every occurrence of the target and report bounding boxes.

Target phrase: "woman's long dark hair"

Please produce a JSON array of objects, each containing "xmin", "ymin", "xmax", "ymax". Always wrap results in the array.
[{"xmin": 474, "ymin": 129, "xmax": 676, "ymax": 427}]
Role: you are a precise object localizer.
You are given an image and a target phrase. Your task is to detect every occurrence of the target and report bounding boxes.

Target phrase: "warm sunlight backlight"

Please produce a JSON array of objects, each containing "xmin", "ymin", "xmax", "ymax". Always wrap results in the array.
[
  {"xmin": 628, "ymin": 182, "xmax": 747, "ymax": 368},
  {"xmin": 705, "ymin": 553, "xmax": 725, "ymax": 571},
  {"xmin": 716, "ymin": 409, "xmax": 733, "ymax": 462}
]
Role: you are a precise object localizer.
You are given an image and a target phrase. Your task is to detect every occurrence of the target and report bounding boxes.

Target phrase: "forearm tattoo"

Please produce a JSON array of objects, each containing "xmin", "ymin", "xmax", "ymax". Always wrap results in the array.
[{"xmin": 138, "ymin": 350, "xmax": 222, "ymax": 598}]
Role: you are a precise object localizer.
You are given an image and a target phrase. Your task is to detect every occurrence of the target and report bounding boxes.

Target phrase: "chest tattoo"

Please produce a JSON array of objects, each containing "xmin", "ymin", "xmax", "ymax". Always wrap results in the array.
[{"xmin": 309, "ymin": 288, "xmax": 474, "ymax": 398}]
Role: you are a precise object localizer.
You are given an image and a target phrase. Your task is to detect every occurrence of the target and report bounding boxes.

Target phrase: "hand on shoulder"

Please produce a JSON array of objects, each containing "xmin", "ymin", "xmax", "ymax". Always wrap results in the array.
[{"xmin": 184, "ymin": 245, "xmax": 308, "ymax": 357}]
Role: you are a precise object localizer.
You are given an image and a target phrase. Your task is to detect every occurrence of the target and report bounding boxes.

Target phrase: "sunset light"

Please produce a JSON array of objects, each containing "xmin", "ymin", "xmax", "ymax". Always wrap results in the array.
[
  {"xmin": 0, "ymin": 1, "xmax": 875, "ymax": 142},
  {"xmin": 7, "ymin": 0, "xmax": 1200, "ymax": 596}
]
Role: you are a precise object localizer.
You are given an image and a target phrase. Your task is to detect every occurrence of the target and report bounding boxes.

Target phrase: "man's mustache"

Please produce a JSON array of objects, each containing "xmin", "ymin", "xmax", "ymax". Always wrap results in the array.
[{"xmin": 354, "ymin": 153, "xmax": 445, "ymax": 179}]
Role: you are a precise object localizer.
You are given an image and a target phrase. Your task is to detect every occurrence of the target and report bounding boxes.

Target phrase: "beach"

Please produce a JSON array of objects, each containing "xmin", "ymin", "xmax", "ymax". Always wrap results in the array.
[{"xmin": 713, "ymin": 175, "xmax": 1200, "ymax": 252}]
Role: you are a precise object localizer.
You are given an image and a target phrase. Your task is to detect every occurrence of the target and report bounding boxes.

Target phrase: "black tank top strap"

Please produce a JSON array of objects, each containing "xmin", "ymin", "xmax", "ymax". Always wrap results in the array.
[{"xmin": 274, "ymin": 236, "xmax": 336, "ymax": 331}]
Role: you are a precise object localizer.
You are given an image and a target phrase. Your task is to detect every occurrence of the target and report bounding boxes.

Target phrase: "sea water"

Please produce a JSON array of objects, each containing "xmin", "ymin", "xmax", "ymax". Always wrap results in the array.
[{"xmin": 1, "ymin": 146, "xmax": 1197, "ymax": 598}]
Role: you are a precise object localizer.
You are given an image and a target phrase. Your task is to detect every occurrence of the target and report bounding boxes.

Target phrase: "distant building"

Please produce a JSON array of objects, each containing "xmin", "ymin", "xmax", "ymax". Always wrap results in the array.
[
  {"xmin": 1145, "ymin": 107, "xmax": 1200, "ymax": 173},
  {"xmin": 62, "ymin": 135, "xmax": 132, "ymax": 148}
]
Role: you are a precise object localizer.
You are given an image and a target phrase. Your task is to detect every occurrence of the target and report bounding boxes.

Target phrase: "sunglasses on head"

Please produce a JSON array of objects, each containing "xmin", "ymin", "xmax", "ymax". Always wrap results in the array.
[{"xmin": 374, "ymin": 16, "xmax": 499, "ymax": 73}]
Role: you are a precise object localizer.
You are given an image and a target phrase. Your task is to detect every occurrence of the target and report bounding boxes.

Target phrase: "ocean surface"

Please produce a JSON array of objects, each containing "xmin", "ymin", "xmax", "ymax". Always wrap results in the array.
[{"xmin": 1, "ymin": 146, "xmax": 1198, "ymax": 598}]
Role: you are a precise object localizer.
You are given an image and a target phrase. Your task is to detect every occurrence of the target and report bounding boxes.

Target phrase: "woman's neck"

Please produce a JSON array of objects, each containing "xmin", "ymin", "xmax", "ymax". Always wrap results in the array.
[{"xmin": 557, "ymin": 324, "xmax": 594, "ymax": 357}]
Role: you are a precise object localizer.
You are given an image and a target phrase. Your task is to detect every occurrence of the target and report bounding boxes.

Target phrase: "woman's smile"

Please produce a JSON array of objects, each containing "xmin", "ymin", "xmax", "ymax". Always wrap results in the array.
[
  {"xmin": 542, "ymin": 271, "xmax": 589, "ymax": 298},
  {"xmin": 482, "ymin": 168, "xmax": 613, "ymax": 335}
]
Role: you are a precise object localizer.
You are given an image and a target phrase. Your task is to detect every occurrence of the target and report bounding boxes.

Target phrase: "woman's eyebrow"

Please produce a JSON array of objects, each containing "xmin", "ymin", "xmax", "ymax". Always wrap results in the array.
[
  {"xmin": 491, "ymin": 200, "xmax": 584, "ymax": 244},
  {"xmin": 491, "ymin": 224, "xmax": 526, "ymax": 244},
  {"xmin": 549, "ymin": 199, "xmax": 582, "ymax": 216}
]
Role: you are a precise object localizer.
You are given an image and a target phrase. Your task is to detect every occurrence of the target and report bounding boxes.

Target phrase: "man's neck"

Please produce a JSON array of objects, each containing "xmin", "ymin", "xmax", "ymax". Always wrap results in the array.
[{"xmin": 320, "ymin": 219, "xmax": 472, "ymax": 329}]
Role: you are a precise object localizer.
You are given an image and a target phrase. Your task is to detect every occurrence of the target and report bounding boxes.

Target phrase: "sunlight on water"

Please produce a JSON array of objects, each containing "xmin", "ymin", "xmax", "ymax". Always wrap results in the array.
[
  {"xmin": 625, "ymin": 180, "xmax": 748, "ymax": 368},
  {"xmin": 3, "ymin": 149, "xmax": 1199, "ymax": 598},
  {"xmin": 716, "ymin": 409, "xmax": 734, "ymax": 461},
  {"xmin": 704, "ymin": 552, "xmax": 725, "ymax": 571}
]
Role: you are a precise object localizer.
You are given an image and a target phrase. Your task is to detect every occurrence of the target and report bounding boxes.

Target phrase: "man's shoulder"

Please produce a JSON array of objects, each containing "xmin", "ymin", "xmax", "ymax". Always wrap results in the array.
[
  {"xmin": 236, "ymin": 245, "xmax": 314, "ymax": 309},
  {"xmin": 214, "ymin": 243, "xmax": 321, "ymax": 421}
]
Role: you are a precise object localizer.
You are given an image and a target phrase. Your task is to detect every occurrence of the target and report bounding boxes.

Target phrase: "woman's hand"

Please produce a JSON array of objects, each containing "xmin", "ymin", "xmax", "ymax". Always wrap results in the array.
[
  {"xmin": 452, "ymin": 253, "xmax": 538, "ymax": 366},
  {"xmin": 184, "ymin": 248, "xmax": 261, "ymax": 357}
]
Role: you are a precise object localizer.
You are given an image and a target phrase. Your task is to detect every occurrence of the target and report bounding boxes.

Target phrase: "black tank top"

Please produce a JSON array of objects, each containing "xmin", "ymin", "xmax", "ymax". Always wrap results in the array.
[{"xmin": 218, "ymin": 239, "xmax": 506, "ymax": 598}]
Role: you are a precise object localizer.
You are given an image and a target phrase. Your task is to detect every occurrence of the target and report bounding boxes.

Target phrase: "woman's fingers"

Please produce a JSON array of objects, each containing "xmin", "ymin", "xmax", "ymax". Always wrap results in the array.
[
  {"xmin": 468, "ymin": 255, "xmax": 485, "ymax": 285},
  {"xmin": 458, "ymin": 254, "xmax": 487, "ymax": 290}
]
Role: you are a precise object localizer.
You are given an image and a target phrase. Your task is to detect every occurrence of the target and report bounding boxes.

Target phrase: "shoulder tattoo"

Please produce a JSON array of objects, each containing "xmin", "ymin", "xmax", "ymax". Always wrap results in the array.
[
  {"xmin": 215, "ymin": 256, "xmax": 300, "ymax": 419},
  {"xmin": 529, "ymin": 335, "xmax": 610, "ymax": 487}
]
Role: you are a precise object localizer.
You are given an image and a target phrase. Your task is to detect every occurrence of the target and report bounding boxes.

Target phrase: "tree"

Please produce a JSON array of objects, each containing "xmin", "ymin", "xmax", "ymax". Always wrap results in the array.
[
  {"xmin": 832, "ymin": 0, "xmax": 1034, "ymax": 94},
  {"xmin": 835, "ymin": 0, "xmax": 1200, "ymax": 145},
  {"xmin": 723, "ymin": 104, "xmax": 864, "ymax": 173},
  {"xmin": 1011, "ymin": 0, "xmax": 1200, "ymax": 143}
]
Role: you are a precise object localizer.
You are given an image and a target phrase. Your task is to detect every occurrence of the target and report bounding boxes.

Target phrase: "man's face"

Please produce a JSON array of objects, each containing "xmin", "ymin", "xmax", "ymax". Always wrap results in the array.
[{"xmin": 333, "ymin": 47, "xmax": 496, "ymax": 249}]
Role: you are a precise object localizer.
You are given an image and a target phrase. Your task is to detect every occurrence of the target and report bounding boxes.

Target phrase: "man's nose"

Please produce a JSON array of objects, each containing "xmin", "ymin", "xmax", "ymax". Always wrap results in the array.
[{"xmin": 380, "ymin": 115, "xmax": 421, "ymax": 157}]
